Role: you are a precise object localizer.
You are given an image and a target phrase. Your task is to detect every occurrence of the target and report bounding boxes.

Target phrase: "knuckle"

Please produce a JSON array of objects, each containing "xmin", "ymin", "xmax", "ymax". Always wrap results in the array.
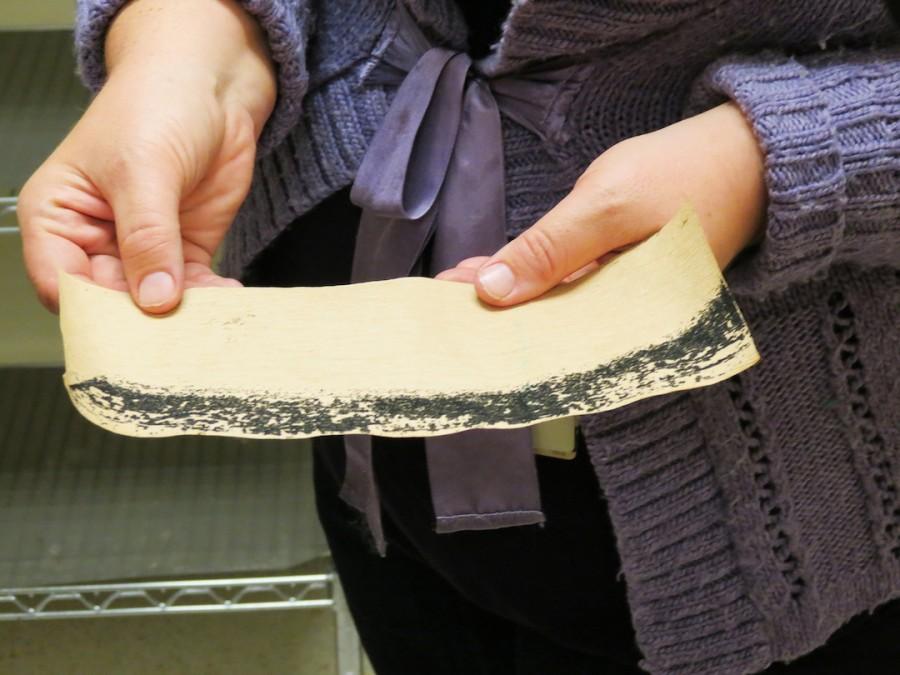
[
  {"xmin": 105, "ymin": 149, "xmax": 156, "ymax": 191},
  {"xmin": 516, "ymin": 228, "xmax": 562, "ymax": 283},
  {"xmin": 575, "ymin": 156, "xmax": 637, "ymax": 223},
  {"xmin": 117, "ymin": 219, "xmax": 175, "ymax": 264},
  {"xmin": 16, "ymin": 175, "xmax": 46, "ymax": 228},
  {"xmin": 104, "ymin": 138, "xmax": 178, "ymax": 192},
  {"xmin": 592, "ymin": 180, "xmax": 630, "ymax": 222}
]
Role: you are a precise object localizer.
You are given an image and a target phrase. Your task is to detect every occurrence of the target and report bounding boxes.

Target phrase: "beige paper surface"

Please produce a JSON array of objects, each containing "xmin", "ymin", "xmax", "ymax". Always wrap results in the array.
[{"xmin": 60, "ymin": 206, "xmax": 759, "ymax": 439}]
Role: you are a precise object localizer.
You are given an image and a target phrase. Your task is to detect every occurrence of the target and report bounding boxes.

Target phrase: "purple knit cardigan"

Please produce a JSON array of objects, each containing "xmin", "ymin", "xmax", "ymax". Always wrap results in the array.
[{"xmin": 75, "ymin": 1, "xmax": 900, "ymax": 673}]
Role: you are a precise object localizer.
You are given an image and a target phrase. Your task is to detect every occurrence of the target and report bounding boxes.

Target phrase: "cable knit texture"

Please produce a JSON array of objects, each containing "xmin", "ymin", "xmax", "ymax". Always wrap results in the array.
[
  {"xmin": 74, "ymin": 1, "xmax": 900, "ymax": 673},
  {"xmin": 688, "ymin": 48, "xmax": 900, "ymax": 295}
]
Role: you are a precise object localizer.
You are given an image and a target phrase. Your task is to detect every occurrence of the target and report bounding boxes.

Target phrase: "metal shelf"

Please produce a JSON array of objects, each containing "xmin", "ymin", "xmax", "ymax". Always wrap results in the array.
[
  {"xmin": 0, "ymin": 574, "xmax": 335, "ymax": 620},
  {"xmin": 0, "ymin": 573, "xmax": 363, "ymax": 675},
  {"xmin": 0, "ymin": 366, "xmax": 363, "ymax": 673},
  {"xmin": 0, "ymin": 197, "xmax": 14, "ymax": 223}
]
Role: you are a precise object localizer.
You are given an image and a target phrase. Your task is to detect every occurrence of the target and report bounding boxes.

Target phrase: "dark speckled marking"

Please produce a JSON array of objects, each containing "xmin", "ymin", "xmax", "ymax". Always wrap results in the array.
[{"xmin": 69, "ymin": 282, "xmax": 754, "ymax": 437}]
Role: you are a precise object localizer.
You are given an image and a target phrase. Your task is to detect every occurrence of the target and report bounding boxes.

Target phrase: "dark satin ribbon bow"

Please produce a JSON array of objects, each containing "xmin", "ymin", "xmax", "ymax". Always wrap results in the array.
[{"xmin": 341, "ymin": 7, "xmax": 586, "ymax": 554}]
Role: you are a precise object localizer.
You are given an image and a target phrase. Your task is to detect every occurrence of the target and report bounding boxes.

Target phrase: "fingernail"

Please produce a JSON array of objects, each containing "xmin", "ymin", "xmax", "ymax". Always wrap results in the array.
[
  {"xmin": 478, "ymin": 263, "xmax": 516, "ymax": 300},
  {"xmin": 138, "ymin": 271, "xmax": 175, "ymax": 308}
]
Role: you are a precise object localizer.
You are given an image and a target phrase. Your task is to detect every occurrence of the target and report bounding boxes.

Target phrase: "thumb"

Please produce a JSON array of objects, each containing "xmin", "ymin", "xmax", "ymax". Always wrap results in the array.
[
  {"xmin": 109, "ymin": 164, "xmax": 184, "ymax": 314},
  {"xmin": 475, "ymin": 189, "xmax": 623, "ymax": 307}
]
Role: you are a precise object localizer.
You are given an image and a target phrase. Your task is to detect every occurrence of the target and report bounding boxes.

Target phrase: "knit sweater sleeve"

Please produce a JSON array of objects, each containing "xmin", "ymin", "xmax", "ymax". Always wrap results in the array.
[
  {"xmin": 688, "ymin": 46, "xmax": 900, "ymax": 297},
  {"xmin": 74, "ymin": 0, "xmax": 311, "ymax": 156}
]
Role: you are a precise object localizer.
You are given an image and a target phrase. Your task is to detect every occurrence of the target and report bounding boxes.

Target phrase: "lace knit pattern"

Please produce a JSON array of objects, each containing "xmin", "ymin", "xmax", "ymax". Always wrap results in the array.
[
  {"xmin": 75, "ymin": 1, "xmax": 900, "ymax": 673},
  {"xmin": 583, "ymin": 266, "xmax": 900, "ymax": 673}
]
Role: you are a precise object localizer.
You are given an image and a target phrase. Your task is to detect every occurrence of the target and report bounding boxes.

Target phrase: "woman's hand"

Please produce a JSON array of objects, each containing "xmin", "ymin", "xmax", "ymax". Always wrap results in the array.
[
  {"xmin": 436, "ymin": 102, "xmax": 767, "ymax": 305},
  {"xmin": 18, "ymin": 0, "xmax": 276, "ymax": 313}
]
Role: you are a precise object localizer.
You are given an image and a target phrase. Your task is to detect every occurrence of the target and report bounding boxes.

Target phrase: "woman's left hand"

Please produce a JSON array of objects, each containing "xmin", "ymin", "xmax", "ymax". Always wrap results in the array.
[{"xmin": 435, "ymin": 102, "xmax": 768, "ymax": 306}]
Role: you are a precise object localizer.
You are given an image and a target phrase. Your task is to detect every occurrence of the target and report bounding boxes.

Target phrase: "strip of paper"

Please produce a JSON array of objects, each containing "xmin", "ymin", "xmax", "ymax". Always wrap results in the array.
[{"xmin": 60, "ymin": 206, "xmax": 759, "ymax": 439}]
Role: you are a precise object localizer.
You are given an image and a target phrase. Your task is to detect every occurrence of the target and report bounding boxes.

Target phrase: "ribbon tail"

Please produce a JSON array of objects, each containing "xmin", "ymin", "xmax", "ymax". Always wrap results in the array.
[
  {"xmin": 428, "ymin": 79, "xmax": 508, "ymax": 272},
  {"xmin": 340, "ymin": 49, "xmax": 476, "ymax": 550},
  {"xmin": 423, "ymin": 80, "xmax": 545, "ymax": 533},
  {"xmin": 340, "ymin": 435, "xmax": 386, "ymax": 555},
  {"xmin": 351, "ymin": 207, "xmax": 440, "ymax": 282},
  {"xmin": 426, "ymin": 428, "xmax": 545, "ymax": 533}
]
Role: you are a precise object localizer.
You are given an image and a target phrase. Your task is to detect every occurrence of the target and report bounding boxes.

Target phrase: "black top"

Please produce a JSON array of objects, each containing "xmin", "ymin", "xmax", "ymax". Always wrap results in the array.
[{"xmin": 455, "ymin": 0, "xmax": 512, "ymax": 58}]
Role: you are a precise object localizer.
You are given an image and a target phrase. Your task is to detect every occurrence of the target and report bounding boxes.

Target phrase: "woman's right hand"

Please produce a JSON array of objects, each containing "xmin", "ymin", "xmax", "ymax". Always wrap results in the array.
[{"xmin": 17, "ymin": 0, "xmax": 276, "ymax": 314}]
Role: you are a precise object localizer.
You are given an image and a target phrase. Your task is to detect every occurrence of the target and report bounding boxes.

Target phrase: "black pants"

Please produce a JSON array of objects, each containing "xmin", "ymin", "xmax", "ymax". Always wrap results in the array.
[{"xmin": 248, "ymin": 195, "xmax": 900, "ymax": 674}]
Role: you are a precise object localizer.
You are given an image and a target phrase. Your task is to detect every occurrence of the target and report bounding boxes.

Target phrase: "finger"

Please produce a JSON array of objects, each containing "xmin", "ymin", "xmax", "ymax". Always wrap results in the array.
[
  {"xmin": 21, "ymin": 229, "xmax": 91, "ymax": 313},
  {"xmin": 434, "ymin": 267, "xmax": 479, "ymax": 284},
  {"xmin": 54, "ymin": 179, "xmax": 116, "ymax": 222},
  {"xmin": 433, "ymin": 256, "xmax": 491, "ymax": 281},
  {"xmin": 89, "ymin": 254, "xmax": 129, "ymax": 291},
  {"xmin": 454, "ymin": 256, "xmax": 491, "ymax": 270},
  {"xmin": 560, "ymin": 260, "xmax": 600, "ymax": 284},
  {"xmin": 184, "ymin": 261, "xmax": 243, "ymax": 289},
  {"xmin": 474, "ymin": 188, "xmax": 629, "ymax": 307},
  {"xmin": 107, "ymin": 163, "xmax": 185, "ymax": 314},
  {"xmin": 28, "ymin": 176, "xmax": 120, "ymax": 257}
]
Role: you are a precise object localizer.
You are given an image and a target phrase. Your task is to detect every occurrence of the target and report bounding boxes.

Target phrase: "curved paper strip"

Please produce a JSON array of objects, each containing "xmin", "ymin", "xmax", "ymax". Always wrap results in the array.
[{"xmin": 60, "ymin": 207, "xmax": 759, "ymax": 439}]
